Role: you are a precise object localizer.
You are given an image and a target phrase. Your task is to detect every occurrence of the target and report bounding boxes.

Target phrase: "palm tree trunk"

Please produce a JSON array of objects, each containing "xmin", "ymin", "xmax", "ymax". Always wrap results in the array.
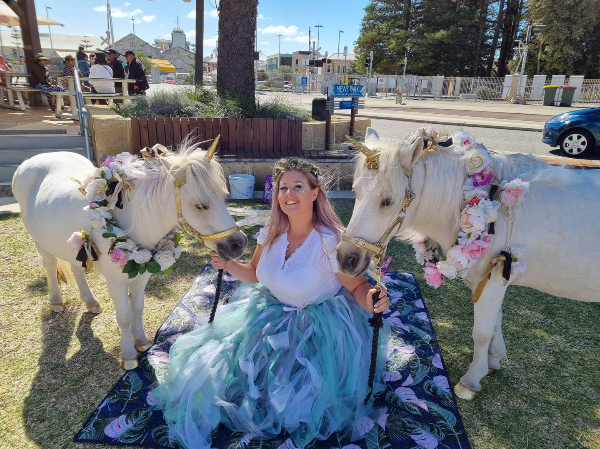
[{"xmin": 217, "ymin": 0, "xmax": 258, "ymax": 101}]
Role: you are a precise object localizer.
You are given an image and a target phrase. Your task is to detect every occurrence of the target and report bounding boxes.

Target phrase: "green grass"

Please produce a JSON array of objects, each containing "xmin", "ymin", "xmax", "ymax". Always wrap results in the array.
[{"xmin": 0, "ymin": 199, "xmax": 598, "ymax": 448}]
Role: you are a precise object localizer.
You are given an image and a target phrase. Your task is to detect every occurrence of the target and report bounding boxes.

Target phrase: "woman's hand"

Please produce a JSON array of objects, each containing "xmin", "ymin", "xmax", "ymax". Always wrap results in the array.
[
  {"xmin": 210, "ymin": 251, "xmax": 229, "ymax": 271},
  {"xmin": 366, "ymin": 286, "xmax": 390, "ymax": 314}
]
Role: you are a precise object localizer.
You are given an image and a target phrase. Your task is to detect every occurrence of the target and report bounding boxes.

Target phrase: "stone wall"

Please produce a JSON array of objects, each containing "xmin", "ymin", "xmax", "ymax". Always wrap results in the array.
[{"xmin": 87, "ymin": 106, "xmax": 133, "ymax": 167}]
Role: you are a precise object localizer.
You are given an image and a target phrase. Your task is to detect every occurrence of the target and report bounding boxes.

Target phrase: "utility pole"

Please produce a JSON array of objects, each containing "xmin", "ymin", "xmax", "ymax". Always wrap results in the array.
[
  {"xmin": 314, "ymin": 23, "xmax": 323, "ymax": 59},
  {"xmin": 45, "ymin": 5, "xmax": 54, "ymax": 53},
  {"xmin": 106, "ymin": 0, "xmax": 115, "ymax": 48},
  {"xmin": 337, "ymin": 29, "xmax": 343, "ymax": 74},
  {"xmin": 194, "ymin": 0, "xmax": 204, "ymax": 85}
]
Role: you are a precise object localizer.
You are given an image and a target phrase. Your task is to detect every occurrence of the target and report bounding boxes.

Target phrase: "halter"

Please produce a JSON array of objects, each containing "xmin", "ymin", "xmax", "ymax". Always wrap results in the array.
[
  {"xmin": 343, "ymin": 135, "xmax": 425, "ymax": 284},
  {"xmin": 143, "ymin": 137, "xmax": 240, "ymax": 246}
]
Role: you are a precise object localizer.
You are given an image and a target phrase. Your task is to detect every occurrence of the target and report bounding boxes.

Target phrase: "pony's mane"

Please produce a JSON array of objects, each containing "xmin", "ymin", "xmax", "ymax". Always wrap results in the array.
[
  {"xmin": 357, "ymin": 135, "xmax": 583, "ymax": 245},
  {"xmin": 116, "ymin": 139, "xmax": 228, "ymax": 235}
]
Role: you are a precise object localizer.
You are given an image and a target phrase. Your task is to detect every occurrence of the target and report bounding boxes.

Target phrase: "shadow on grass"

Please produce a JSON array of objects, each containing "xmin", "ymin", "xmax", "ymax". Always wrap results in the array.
[
  {"xmin": 26, "ymin": 277, "xmax": 48, "ymax": 294},
  {"xmin": 22, "ymin": 309, "xmax": 120, "ymax": 447}
]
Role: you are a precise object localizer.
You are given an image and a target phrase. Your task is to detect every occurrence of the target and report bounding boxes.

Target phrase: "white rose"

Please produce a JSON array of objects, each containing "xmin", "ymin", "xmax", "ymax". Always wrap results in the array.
[
  {"xmin": 116, "ymin": 152, "xmax": 134, "ymax": 163},
  {"xmin": 173, "ymin": 246, "xmax": 183, "ymax": 260},
  {"xmin": 437, "ymin": 260, "xmax": 458, "ymax": 279},
  {"xmin": 115, "ymin": 240, "xmax": 137, "ymax": 252},
  {"xmin": 156, "ymin": 238, "xmax": 176, "ymax": 253},
  {"xmin": 154, "ymin": 251, "xmax": 176, "ymax": 271},
  {"xmin": 85, "ymin": 178, "xmax": 108, "ymax": 202},
  {"xmin": 452, "ymin": 131, "xmax": 477, "ymax": 151},
  {"xmin": 110, "ymin": 226, "xmax": 128, "ymax": 238},
  {"xmin": 465, "ymin": 146, "xmax": 492, "ymax": 174},
  {"xmin": 84, "ymin": 205, "xmax": 112, "ymax": 220},
  {"xmin": 130, "ymin": 248, "xmax": 152, "ymax": 264},
  {"xmin": 460, "ymin": 206, "xmax": 487, "ymax": 235},
  {"xmin": 90, "ymin": 217, "xmax": 107, "ymax": 229}
]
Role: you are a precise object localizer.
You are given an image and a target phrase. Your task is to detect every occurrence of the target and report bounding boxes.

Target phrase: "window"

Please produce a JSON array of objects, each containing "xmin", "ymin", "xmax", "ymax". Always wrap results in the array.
[{"xmin": 295, "ymin": 58, "xmax": 298, "ymax": 66}]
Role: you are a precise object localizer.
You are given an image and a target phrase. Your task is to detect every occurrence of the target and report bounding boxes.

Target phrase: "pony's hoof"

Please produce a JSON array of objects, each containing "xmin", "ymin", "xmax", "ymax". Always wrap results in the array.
[
  {"xmin": 454, "ymin": 382, "xmax": 478, "ymax": 400},
  {"xmin": 121, "ymin": 358, "xmax": 139, "ymax": 370},
  {"xmin": 87, "ymin": 304, "xmax": 102, "ymax": 314},
  {"xmin": 50, "ymin": 304, "xmax": 64, "ymax": 313},
  {"xmin": 487, "ymin": 368, "xmax": 498, "ymax": 377},
  {"xmin": 135, "ymin": 342, "xmax": 153, "ymax": 352}
]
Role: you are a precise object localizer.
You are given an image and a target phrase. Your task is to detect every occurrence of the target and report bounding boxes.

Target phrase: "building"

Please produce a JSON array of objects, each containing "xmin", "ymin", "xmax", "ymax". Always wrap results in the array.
[
  {"xmin": 0, "ymin": 30, "xmax": 105, "ymax": 59},
  {"xmin": 291, "ymin": 50, "xmax": 311, "ymax": 73},
  {"xmin": 266, "ymin": 53, "xmax": 291, "ymax": 74},
  {"xmin": 153, "ymin": 20, "xmax": 191, "ymax": 51},
  {"xmin": 113, "ymin": 33, "xmax": 162, "ymax": 59},
  {"xmin": 327, "ymin": 52, "xmax": 356, "ymax": 74},
  {"xmin": 162, "ymin": 46, "xmax": 195, "ymax": 73}
]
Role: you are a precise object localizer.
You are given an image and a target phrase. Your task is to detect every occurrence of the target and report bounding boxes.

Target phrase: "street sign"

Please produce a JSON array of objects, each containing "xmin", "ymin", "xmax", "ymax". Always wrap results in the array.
[
  {"xmin": 343, "ymin": 46, "xmax": 348, "ymax": 56},
  {"xmin": 339, "ymin": 100, "xmax": 355, "ymax": 109},
  {"xmin": 331, "ymin": 84, "xmax": 366, "ymax": 97},
  {"xmin": 301, "ymin": 76, "xmax": 308, "ymax": 87}
]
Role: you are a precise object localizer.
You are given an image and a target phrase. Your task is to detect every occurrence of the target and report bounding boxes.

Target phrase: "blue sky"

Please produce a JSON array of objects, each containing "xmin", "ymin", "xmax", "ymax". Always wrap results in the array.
[{"xmin": 32, "ymin": 0, "xmax": 368, "ymax": 57}]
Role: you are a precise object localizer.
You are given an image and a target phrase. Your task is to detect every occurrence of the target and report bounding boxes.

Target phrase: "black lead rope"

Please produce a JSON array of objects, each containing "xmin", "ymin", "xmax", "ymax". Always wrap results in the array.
[
  {"xmin": 364, "ymin": 288, "xmax": 383, "ymax": 404},
  {"xmin": 208, "ymin": 268, "xmax": 224, "ymax": 324}
]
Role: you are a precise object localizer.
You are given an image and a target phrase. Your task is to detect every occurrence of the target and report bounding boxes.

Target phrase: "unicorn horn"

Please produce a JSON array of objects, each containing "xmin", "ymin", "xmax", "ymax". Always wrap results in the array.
[
  {"xmin": 206, "ymin": 135, "xmax": 221, "ymax": 160},
  {"xmin": 345, "ymin": 135, "xmax": 380, "ymax": 170}
]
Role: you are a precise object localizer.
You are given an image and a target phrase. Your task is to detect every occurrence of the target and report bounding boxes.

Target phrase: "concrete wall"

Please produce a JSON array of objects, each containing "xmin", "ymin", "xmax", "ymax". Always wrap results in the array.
[
  {"xmin": 88, "ymin": 106, "xmax": 133, "ymax": 167},
  {"xmin": 302, "ymin": 117, "xmax": 371, "ymax": 150}
]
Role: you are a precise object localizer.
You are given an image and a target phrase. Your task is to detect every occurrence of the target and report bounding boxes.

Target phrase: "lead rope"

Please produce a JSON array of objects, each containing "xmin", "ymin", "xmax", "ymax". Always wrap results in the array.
[{"xmin": 208, "ymin": 268, "xmax": 224, "ymax": 323}]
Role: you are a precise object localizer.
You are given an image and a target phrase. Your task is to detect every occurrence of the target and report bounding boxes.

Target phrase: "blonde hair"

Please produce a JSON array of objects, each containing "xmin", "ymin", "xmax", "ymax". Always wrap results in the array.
[{"xmin": 263, "ymin": 158, "xmax": 344, "ymax": 248}]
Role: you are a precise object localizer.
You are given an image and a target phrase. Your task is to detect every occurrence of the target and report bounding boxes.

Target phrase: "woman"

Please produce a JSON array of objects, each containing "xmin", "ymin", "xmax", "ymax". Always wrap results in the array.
[
  {"xmin": 60, "ymin": 55, "xmax": 90, "ymax": 95},
  {"xmin": 88, "ymin": 52, "xmax": 114, "ymax": 105},
  {"xmin": 29, "ymin": 53, "xmax": 65, "ymax": 112},
  {"xmin": 151, "ymin": 158, "xmax": 391, "ymax": 449}
]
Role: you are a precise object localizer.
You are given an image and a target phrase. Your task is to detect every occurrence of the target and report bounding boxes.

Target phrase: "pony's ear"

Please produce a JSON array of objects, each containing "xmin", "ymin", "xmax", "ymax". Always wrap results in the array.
[
  {"xmin": 400, "ymin": 137, "xmax": 424, "ymax": 169},
  {"xmin": 364, "ymin": 127, "xmax": 380, "ymax": 146}
]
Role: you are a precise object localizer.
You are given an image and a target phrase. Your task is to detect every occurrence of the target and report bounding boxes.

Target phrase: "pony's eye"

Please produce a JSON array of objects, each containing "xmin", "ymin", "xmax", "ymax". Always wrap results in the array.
[
  {"xmin": 380, "ymin": 198, "xmax": 394, "ymax": 207},
  {"xmin": 195, "ymin": 203, "xmax": 209, "ymax": 211}
]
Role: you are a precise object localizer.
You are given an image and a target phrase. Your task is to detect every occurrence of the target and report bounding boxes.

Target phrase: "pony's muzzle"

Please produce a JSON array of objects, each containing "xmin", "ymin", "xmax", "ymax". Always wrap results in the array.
[
  {"xmin": 216, "ymin": 231, "xmax": 248, "ymax": 261},
  {"xmin": 335, "ymin": 242, "xmax": 372, "ymax": 277}
]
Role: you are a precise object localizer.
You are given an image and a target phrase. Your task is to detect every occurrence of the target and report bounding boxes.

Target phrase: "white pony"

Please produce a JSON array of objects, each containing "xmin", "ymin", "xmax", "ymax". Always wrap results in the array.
[
  {"xmin": 12, "ymin": 143, "xmax": 247, "ymax": 369},
  {"xmin": 336, "ymin": 128, "xmax": 600, "ymax": 400}
]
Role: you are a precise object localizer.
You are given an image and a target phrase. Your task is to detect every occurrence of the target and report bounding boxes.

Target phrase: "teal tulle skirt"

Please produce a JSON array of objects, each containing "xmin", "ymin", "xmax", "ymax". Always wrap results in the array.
[{"xmin": 150, "ymin": 284, "xmax": 390, "ymax": 449}]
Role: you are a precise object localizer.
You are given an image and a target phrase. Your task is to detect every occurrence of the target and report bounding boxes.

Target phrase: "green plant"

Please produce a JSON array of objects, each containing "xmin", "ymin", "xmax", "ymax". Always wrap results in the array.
[{"xmin": 136, "ymin": 51, "xmax": 152, "ymax": 73}]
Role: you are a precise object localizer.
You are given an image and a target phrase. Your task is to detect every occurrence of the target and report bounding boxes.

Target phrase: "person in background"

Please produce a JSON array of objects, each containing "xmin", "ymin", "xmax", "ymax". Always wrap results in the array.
[
  {"xmin": 61, "ymin": 55, "xmax": 90, "ymax": 93},
  {"xmin": 0, "ymin": 55, "xmax": 11, "ymax": 83},
  {"xmin": 88, "ymin": 52, "xmax": 114, "ymax": 105},
  {"xmin": 124, "ymin": 50, "xmax": 149, "ymax": 95},
  {"xmin": 29, "ymin": 53, "xmax": 65, "ymax": 112},
  {"xmin": 76, "ymin": 45, "xmax": 86, "ymax": 62},
  {"xmin": 107, "ymin": 49, "xmax": 125, "ymax": 97}
]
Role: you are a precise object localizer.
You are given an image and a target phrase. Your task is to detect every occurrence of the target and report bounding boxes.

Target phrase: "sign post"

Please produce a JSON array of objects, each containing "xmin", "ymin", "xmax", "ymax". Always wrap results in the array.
[
  {"xmin": 325, "ymin": 86, "xmax": 331, "ymax": 151},
  {"xmin": 328, "ymin": 84, "xmax": 366, "ymax": 140}
]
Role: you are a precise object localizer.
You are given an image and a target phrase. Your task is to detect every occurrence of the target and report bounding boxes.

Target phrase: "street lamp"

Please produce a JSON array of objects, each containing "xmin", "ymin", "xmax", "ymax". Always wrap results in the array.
[
  {"xmin": 131, "ymin": 16, "xmax": 137, "ymax": 53},
  {"xmin": 45, "ymin": 5, "xmax": 54, "ymax": 53},
  {"xmin": 278, "ymin": 33, "xmax": 282, "ymax": 72},
  {"xmin": 337, "ymin": 29, "xmax": 343, "ymax": 74},
  {"xmin": 314, "ymin": 23, "xmax": 323, "ymax": 59}
]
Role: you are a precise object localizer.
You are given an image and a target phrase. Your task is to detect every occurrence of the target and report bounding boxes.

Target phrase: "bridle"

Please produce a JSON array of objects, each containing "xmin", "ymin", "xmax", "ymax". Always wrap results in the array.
[
  {"xmin": 342, "ymin": 135, "xmax": 431, "ymax": 283},
  {"xmin": 142, "ymin": 136, "xmax": 240, "ymax": 246}
]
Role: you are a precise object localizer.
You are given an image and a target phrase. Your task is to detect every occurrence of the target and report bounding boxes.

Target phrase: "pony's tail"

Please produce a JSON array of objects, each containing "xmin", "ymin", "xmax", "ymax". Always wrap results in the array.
[{"xmin": 56, "ymin": 259, "xmax": 75, "ymax": 285}]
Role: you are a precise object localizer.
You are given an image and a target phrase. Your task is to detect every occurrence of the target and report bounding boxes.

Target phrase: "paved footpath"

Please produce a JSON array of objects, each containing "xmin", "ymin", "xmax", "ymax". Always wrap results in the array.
[{"xmin": 258, "ymin": 91, "xmax": 587, "ymax": 131}]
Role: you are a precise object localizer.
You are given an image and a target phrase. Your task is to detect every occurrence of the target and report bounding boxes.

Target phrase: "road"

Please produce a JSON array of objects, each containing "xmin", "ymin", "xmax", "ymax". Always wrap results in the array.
[{"xmin": 368, "ymin": 119, "xmax": 554, "ymax": 157}]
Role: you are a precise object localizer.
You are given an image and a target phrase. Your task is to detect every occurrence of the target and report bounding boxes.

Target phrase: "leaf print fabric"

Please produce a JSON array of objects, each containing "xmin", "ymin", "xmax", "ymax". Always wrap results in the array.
[{"xmin": 74, "ymin": 263, "xmax": 470, "ymax": 448}]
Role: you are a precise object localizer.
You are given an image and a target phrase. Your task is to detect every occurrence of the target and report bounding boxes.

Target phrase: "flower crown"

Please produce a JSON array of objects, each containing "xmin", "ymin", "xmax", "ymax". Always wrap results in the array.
[{"xmin": 272, "ymin": 157, "xmax": 322, "ymax": 183}]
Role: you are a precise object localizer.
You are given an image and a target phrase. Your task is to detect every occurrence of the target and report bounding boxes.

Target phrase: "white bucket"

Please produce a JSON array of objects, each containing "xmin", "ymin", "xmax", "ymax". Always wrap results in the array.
[{"xmin": 229, "ymin": 174, "xmax": 255, "ymax": 200}]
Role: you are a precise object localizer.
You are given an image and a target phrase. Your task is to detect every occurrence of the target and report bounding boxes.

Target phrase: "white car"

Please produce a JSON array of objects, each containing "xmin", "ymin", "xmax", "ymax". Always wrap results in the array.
[{"xmin": 283, "ymin": 82, "xmax": 293, "ymax": 90}]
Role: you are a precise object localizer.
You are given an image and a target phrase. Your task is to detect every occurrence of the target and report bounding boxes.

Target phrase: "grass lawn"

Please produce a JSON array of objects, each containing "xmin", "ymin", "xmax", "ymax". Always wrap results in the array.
[{"xmin": 0, "ymin": 198, "xmax": 598, "ymax": 449}]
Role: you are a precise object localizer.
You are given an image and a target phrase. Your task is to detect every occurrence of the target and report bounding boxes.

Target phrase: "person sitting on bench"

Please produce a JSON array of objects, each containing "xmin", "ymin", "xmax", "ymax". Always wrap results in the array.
[
  {"xmin": 89, "ymin": 52, "xmax": 115, "ymax": 105},
  {"xmin": 30, "ymin": 53, "xmax": 65, "ymax": 112}
]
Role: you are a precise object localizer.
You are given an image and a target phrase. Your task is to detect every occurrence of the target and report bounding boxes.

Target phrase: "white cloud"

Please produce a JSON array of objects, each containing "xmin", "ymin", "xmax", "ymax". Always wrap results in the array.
[
  {"xmin": 209, "ymin": 9, "xmax": 219, "ymax": 18},
  {"xmin": 260, "ymin": 41, "xmax": 271, "ymax": 45},
  {"xmin": 124, "ymin": 2, "xmax": 131, "ymax": 5},
  {"xmin": 204, "ymin": 35, "xmax": 218, "ymax": 47},
  {"xmin": 258, "ymin": 13, "xmax": 264, "ymax": 19},
  {"xmin": 188, "ymin": 9, "xmax": 218, "ymax": 19},
  {"xmin": 163, "ymin": 33, "xmax": 171, "ymax": 39},
  {"xmin": 141, "ymin": 15, "xmax": 156, "ymax": 22},
  {"xmin": 94, "ymin": 6, "xmax": 142, "ymax": 18},
  {"xmin": 259, "ymin": 25, "xmax": 298, "ymax": 36},
  {"xmin": 284, "ymin": 33, "xmax": 309, "ymax": 43},
  {"xmin": 187, "ymin": 10, "xmax": 195, "ymax": 19}
]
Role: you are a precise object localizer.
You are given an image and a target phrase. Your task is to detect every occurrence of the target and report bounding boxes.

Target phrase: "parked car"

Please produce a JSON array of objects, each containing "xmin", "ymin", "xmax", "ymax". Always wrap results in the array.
[
  {"xmin": 542, "ymin": 108, "xmax": 600, "ymax": 157},
  {"xmin": 283, "ymin": 82, "xmax": 293, "ymax": 91}
]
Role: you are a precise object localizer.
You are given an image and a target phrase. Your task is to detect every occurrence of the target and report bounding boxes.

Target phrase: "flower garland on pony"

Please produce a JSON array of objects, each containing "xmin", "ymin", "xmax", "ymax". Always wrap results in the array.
[
  {"xmin": 68, "ymin": 152, "xmax": 183, "ymax": 278},
  {"xmin": 412, "ymin": 131, "xmax": 529, "ymax": 288}
]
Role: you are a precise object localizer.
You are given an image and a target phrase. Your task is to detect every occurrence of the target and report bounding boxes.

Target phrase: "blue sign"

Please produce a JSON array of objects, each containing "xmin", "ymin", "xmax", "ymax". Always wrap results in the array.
[
  {"xmin": 339, "ymin": 100, "xmax": 355, "ymax": 110},
  {"xmin": 301, "ymin": 76, "xmax": 308, "ymax": 87},
  {"xmin": 331, "ymin": 84, "xmax": 366, "ymax": 97}
]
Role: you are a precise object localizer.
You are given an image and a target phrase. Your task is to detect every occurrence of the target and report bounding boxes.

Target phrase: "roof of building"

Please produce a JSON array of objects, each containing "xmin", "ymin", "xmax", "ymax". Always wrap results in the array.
[{"xmin": 0, "ymin": 30, "xmax": 105, "ymax": 54}]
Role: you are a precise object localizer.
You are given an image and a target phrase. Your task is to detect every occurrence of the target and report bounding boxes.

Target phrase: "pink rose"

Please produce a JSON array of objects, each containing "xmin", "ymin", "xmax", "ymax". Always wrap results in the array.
[
  {"xmin": 110, "ymin": 248, "xmax": 129, "ymax": 268},
  {"xmin": 89, "ymin": 202, "xmax": 99, "ymax": 209},
  {"xmin": 424, "ymin": 262, "xmax": 443, "ymax": 288},
  {"xmin": 500, "ymin": 178, "xmax": 529, "ymax": 207},
  {"xmin": 462, "ymin": 239, "xmax": 489, "ymax": 261},
  {"xmin": 446, "ymin": 245, "xmax": 469, "ymax": 270},
  {"xmin": 81, "ymin": 172, "xmax": 97, "ymax": 190},
  {"xmin": 67, "ymin": 232, "xmax": 84, "ymax": 249},
  {"xmin": 460, "ymin": 207, "xmax": 487, "ymax": 235},
  {"xmin": 102, "ymin": 155, "xmax": 116, "ymax": 168}
]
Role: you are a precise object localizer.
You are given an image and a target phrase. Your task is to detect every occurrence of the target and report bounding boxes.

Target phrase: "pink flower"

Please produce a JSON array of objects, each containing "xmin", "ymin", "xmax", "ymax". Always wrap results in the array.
[
  {"xmin": 81, "ymin": 172, "xmax": 97, "ymax": 190},
  {"xmin": 89, "ymin": 202, "xmax": 99, "ymax": 209},
  {"xmin": 110, "ymin": 247, "xmax": 129, "ymax": 268},
  {"xmin": 462, "ymin": 239, "xmax": 489, "ymax": 261},
  {"xmin": 102, "ymin": 155, "xmax": 116, "ymax": 168},
  {"xmin": 67, "ymin": 231, "xmax": 84, "ymax": 249},
  {"xmin": 424, "ymin": 262, "xmax": 443, "ymax": 288},
  {"xmin": 460, "ymin": 207, "xmax": 487, "ymax": 235},
  {"xmin": 500, "ymin": 178, "xmax": 529, "ymax": 207},
  {"xmin": 446, "ymin": 245, "xmax": 469, "ymax": 270}
]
